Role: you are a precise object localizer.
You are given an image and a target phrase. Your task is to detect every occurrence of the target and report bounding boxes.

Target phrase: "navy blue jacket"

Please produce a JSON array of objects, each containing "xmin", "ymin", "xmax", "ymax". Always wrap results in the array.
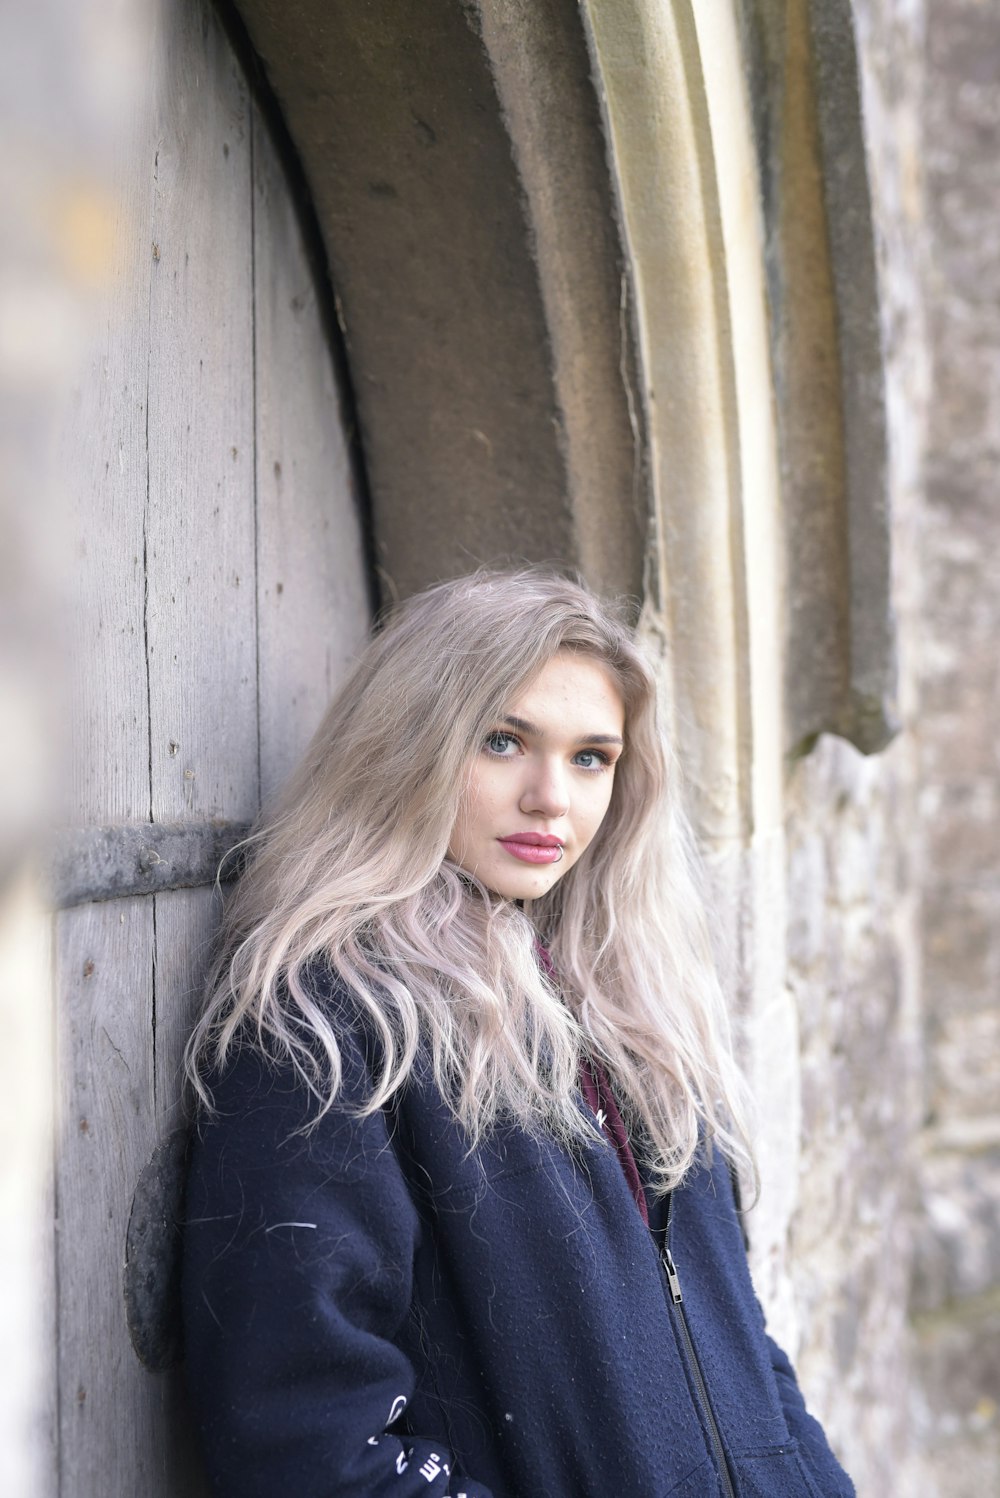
[{"xmin": 183, "ymin": 987, "xmax": 855, "ymax": 1497}]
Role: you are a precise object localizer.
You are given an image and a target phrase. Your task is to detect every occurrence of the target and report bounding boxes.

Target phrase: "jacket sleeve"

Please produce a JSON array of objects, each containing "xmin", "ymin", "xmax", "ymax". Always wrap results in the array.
[
  {"xmin": 182, "ymin": 1025, "xmax": 494, "ymax": 1498},
  {"xmin": 726, "ymin": 1164, "xmax": 855, "ymax": 1496},
  {"xmin": 764, "ymin": 1333, "xmax": 856, "ymax": 1496}
]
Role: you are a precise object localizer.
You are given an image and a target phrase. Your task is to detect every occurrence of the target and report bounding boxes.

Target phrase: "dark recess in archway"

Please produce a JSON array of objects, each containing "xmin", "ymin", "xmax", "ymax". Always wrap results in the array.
[{"xmin": 219, "ymin": 0, "xmax": 651, "ymax": 609}]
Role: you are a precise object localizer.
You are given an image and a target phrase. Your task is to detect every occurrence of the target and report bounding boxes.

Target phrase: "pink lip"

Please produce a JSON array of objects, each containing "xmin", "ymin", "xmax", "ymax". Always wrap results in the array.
[{"xmin": 498, "ymin": 833, "xmax": 565, "ymax": 865}]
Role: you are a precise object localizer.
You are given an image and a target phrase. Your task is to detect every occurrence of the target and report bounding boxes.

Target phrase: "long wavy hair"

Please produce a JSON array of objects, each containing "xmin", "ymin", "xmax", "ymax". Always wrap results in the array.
[{"xmin": 186, "ymin": 569, "xmax": 755, "ymax": 1195}]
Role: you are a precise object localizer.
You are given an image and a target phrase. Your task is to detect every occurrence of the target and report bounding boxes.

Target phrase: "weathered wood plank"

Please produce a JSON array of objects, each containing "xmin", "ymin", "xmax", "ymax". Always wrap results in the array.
[
  {"xmin": 63, "ymin": 11, "xmax": 160, "ymax": 825},
  {"xmin": 55, "ymin": 898, "xmax": 160, "ymax": 1497},
  {"xmin": 146, "ymin": 0, "xmax": 259, "ymax": 826},
  {"xmin": 252, "ymin": 101, "xmax": 371, "ymax": 805},
  {"xmin": 56, "ymin": 892, "xmax": 215, "ymax": 1497},
  {"xmin": 37, "ymin": 910, "xmax": 58, "ymax": 1498}
]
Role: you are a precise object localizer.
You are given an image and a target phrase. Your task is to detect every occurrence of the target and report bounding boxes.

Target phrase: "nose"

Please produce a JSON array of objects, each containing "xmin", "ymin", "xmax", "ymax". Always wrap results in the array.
[{"xmin": 519, "ymin": 756, "xmax": 570, "ymax": 820}]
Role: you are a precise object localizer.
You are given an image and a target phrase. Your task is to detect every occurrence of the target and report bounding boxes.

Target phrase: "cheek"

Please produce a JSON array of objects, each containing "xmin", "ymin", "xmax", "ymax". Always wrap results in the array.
[
  {"xmin": 581, "ymin": 776, "xmax": 616, "ymax": 842},
  {"xmin": 450, "ymin": 764, "xmax": 500, "ymax": 853}
]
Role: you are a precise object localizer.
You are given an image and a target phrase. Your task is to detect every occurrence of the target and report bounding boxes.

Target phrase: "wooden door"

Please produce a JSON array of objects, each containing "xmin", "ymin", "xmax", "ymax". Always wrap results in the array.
[{"xmin": 53, "ymin": 1, "xmax": 371, "ymax": 1491}]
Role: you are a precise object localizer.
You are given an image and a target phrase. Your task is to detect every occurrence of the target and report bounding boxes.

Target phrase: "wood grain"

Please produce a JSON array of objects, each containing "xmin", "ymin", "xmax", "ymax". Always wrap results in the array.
[
  {"xmin": 252, "ymin": 100, "xmax": 371, "ymax": 806},
  {"xmin": 63, "ymin": 12, "xmax": 159, "ymax": 826},
  {"xmin": 54, "ymin": 898, "xmax": 161, "ymax": 1497},
  {"xmin": 146, "ymin": 0, "xmax": 258, "ymax": 827}
]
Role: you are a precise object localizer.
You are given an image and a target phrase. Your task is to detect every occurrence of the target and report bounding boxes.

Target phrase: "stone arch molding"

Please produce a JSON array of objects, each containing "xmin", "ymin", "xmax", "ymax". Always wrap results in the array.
[{"xmin": 229, "ymin": 0, "xmax": 894, "ymax": 849}]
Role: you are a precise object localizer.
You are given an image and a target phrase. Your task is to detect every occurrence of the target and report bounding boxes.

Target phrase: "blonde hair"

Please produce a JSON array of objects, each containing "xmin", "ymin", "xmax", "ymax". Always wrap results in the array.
[{"xmin": 186, "ymin": 569, "xmax": 755, "ymax": 1195}]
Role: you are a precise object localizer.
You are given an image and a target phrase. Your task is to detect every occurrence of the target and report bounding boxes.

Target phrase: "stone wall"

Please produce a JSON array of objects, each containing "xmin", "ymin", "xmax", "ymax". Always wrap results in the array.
[
  {"xmin": 786, "ymin": 3, "xmax": 1000, "ymax": 1493},
  {"xmin": 779, "ymin": 4, "xmax": 927, "ymax": 1493},
  {"xmin": 781, "ymin": 737, "xmax": 921, "ymax": 1493},
  {"xmin": 907, "ymin": 0, "xmax": 1000, "ymax": 1490}
]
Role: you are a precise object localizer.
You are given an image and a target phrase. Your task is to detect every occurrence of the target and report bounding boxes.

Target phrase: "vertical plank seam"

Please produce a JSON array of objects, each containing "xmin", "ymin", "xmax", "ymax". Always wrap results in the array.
[
  {"xmin": 250, "ymin": 103, "xmax": 263, "ymax": 811},
  {"xmin": 145, "ymin": 140, "xmax": 159, "ymax": 1144},
  {"xmin": 143, "ymin": 146, "xmax": 159, "ymax": 828}
]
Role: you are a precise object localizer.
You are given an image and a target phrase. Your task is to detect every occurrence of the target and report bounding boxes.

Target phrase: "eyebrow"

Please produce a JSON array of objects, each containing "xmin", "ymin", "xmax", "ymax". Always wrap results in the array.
[{"xmin": 501, "ymin": 714, "xmax": 624, "ymax": 748}]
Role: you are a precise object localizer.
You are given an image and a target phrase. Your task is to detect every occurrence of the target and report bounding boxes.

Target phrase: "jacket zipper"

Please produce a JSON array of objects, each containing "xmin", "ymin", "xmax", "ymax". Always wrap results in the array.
[{"xmin": 657, "ymin": 1195, "xmax": 737, "ymax": 1498}]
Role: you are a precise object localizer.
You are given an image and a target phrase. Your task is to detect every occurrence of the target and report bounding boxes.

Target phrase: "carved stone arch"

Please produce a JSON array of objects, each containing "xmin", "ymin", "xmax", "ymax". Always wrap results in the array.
[
  {"xmin": 581, "ymin": 0, "xmax": 781, "ymax": 849},
  {"xmin": 583, "ymin": 0, "xmax": 893, "ymax": 841}
]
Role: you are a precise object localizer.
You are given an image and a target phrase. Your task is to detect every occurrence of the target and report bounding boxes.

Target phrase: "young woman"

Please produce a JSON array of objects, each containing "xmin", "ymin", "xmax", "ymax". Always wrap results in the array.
[{"xmin": 182, "ymin": 570, "xmax": 855, "ymax": 1498}]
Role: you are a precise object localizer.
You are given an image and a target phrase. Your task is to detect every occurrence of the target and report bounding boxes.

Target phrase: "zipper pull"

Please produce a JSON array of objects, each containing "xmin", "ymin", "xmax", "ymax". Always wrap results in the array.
[{"xmin": 662, "ymin": 1247, "xmax": 684, "ymax": 1304}]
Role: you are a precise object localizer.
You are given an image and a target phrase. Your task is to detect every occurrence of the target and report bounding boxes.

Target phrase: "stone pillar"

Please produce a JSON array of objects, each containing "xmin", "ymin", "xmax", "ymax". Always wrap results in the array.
[{"xmin": 777, "ymin": 1, "xmax": 928, "ymax": 1488}]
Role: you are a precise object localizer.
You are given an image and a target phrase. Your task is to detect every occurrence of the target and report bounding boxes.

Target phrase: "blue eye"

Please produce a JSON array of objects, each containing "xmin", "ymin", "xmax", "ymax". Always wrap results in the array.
[
  {"xmin": 484, "ymin": 731, "xmax": 520, "ymax": 757},
  {"xmin": 573, "ymin": 749, "xmax": 611, "ymax": 771}
]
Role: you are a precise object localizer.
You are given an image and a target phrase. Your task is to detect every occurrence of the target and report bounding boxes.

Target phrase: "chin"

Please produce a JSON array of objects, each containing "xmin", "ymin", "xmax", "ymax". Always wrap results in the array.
[{"xmin": 488, "ymin": 866, "xmax": 566, "ymax": 902}]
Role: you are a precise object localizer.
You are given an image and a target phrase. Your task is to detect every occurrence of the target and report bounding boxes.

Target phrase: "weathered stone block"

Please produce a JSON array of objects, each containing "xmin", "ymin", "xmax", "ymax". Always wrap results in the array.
[
  {"xmin": 927, "ymin": 1012, "xmax": 1000, "ymax": 1126},
  {"xmin": 922, "ymin": 888, "xmax": 1000, "ymax": 1020},
  {"xmin": 921, "ymin": 780, "xmax": 1000, "ymax": 888},
  {"xmin": 911, "ymin": 1291, "xmax": 1000, "ymax": 1498},
  {"xmin": 913, "ymin": 1149, "xmax": 1000, "ymax": 1315}
]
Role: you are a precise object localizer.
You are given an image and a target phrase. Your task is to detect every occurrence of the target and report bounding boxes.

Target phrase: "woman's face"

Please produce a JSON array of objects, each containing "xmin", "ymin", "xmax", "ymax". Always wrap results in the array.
[{"xmin": 448, "ymin": 650, "xmax": 625, "ymax": 901}]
